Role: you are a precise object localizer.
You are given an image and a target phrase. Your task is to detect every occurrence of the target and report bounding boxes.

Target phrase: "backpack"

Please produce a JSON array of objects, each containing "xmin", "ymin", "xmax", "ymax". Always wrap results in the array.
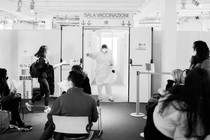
[{"xmin": 29, "ymin": 60, "xmax": 40, "ymax": 78}]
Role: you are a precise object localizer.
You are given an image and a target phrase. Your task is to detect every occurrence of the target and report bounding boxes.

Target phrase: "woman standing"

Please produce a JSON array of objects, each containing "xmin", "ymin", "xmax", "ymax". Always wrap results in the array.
[
  {"xmin": 25, "ymin": 45, "xmax": 51, "ymax": 113},
  {"xmin": 0, "ymin": 68, "xmax": 32, "ymax": 131},
  {"xmin": 86, "ymin": 44, "xmax": 114, "ymax": 101}
]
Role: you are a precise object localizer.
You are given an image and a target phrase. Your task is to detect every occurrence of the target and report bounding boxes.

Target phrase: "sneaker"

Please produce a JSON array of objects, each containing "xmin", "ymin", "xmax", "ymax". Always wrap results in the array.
[
  {"xmin": 44, "ymin": 106, "xmax": 51, "ymax": 113},
  {"xmin": 9, "ymin": 123, "xmax": 19, "ymax": 129},
  {"xmin": 140, "ymin": 132, "xmax": 144, "ymax": 138},
  {"xmin": 25, "ymin": 102, "xmax": 32, "ymax": 111},
  {"xmin": 18, "ymin": 123, "xmax": 32, "ymax": 132}
]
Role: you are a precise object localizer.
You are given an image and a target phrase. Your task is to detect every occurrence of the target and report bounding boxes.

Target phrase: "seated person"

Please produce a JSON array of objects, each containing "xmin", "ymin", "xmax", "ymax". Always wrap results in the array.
[
  {"xmin": 144, "ymin": 68, "xmax": 210, "ymax": 140},
  {"xmin": 140, "ymin": 69, "xmax": 185, "ymax": 138},
  {"xmin": 40, "ymin": 71, "xmax": 98, "ymax": 140},
  {"xmin": 71, "ymin": 65, "xmax": 92, "ymax": 95},
  {"xmin": 0, "ymin": 68, "xmax": 32, "ymax": 131},
  {"xmin": 148, "ymin": 69, "xmax": 184, "ymax": 107}
]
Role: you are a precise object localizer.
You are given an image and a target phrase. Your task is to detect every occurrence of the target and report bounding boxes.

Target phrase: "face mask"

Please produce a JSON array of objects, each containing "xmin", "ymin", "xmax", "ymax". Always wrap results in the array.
[{"xmin": 102, "ymin": 49, "xmax": 107, "ymax": 53}]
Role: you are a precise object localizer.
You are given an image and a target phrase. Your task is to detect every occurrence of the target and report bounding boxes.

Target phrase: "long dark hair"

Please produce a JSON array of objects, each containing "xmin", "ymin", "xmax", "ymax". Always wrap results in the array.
[
  {"xmin": 0, "ymin": 68, "xmax": 9, "ymax": 95},
  {"xmin": 191, "ymin": 41, "xmax": 209, "ymax": 67},
  {"xmin": 34, "ymin": 45, "xmax": 47, "ymax": 58},
  {"xmin": 160, "ymin": 68, "xmax": 210, "ymax": 138}
]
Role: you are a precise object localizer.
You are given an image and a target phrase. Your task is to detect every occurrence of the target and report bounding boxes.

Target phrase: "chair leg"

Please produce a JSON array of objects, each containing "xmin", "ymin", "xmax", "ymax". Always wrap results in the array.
[{"xmin": 1, "ymin": 125, "xmax": 10, "ymax": 134}]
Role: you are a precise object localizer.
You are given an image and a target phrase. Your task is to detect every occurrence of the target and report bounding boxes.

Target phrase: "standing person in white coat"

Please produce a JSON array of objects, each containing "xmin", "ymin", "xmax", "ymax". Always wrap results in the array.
[{"xmin": 86, "ymin": 44, "xmax": 115, "ymax": 102}]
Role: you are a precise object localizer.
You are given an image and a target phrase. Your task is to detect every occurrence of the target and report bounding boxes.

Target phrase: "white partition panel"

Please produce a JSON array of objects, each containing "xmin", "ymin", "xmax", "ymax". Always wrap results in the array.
[
  {"xmin": 16, "ymin": 30, "xmax": 60, "ymax": 97},
  {"xmin": 61, "ymin": 27, "xmax": 82, "ymax": 82},
  {"xmin": 129, "ymin": 27, "xmax": 152, "ymax": 102},
  {"xmin": 0, "ymin": 31, "xmax": 12, "ymax": 76}
]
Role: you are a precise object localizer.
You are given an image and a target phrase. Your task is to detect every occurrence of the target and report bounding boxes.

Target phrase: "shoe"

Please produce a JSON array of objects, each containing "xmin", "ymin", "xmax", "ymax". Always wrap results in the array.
[
  {"xmin": 25, "ymin": 102, "xmax": 32, "ymax": 111},
  {"xmin": 18, "ymin": 123, "xmax": 32, "ymax": 132},
  {"xmin": 9, "ymin": 123, "xmax": 19, "ymax": 129},
  {"xmin": 108, "ymin": 97, "xmax": 114, "ymax": 102},
  {"xmin": 140, "ymin": 132, "xmax": 144, "ymax": 138},
  {"xmin": 44, "ymin": 106, "xmax": 51, "ymax": 113}
]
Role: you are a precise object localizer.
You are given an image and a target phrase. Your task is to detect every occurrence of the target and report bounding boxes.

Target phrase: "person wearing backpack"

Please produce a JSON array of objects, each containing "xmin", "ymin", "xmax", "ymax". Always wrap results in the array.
[{"xmin": 25, "ymin": 45, "xmax": 51, "ymax": 113}]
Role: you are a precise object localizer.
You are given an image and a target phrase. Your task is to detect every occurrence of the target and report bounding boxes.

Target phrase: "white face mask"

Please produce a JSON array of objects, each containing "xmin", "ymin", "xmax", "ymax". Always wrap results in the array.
[{"xmin": 102, "ymin": 48, "xmax": 107, "ymax": 53}]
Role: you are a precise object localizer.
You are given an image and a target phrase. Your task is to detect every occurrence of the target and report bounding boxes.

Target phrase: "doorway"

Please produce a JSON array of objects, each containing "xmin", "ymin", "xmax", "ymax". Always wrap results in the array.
[{"xmin": 83, "ymin": 27, "xmax": 129, "ymax": 102}]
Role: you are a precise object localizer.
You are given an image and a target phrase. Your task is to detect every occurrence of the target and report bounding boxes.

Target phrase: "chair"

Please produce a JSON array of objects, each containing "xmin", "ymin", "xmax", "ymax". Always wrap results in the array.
[
  {"xmin": 52, "ymin": 115, "xmax": 94, "ymax": 140},
  {"xmin": 0, "ymin": 98, "xmax": 11, "ymax": 134}
]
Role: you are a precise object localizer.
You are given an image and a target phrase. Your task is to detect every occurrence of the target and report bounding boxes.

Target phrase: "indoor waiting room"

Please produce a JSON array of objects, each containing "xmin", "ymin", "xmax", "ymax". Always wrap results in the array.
[{"xmin": 1, "ymin": 0, "xmax": 210, "ymax": 140}]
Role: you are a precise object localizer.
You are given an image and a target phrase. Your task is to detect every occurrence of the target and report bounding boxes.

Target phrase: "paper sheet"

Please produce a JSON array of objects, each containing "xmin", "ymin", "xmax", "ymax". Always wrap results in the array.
[{"xmin": 57, "ymin": 80, "xmax": 69, "ymax": 92}]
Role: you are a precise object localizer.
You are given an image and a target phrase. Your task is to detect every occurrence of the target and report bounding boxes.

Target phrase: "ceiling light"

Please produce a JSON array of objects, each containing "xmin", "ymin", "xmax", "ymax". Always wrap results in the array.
[
  {"xmin": 30, "ymin": 0, "xmax": 35, "ymax": 12},
  {"xmin": 192, "ymin": 0, "xmax": 200, "ymax": 7},
  {"xmin": 17, "ymin": 0, "xmax": 22, "ymax": 12},
  {"xmin": 181, "ymin": 0, "xmax": 187, "ymax": 9}
]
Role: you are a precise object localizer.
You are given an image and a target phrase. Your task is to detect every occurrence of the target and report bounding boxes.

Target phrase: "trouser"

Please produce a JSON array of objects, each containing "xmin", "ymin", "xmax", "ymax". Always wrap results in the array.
[
  {"xmin": 97, "ymin": 83, "xmax": 112, "ymax": 98},
  {"xmin": 2, "ymin": 97, "xmax": 24, "ymax": 127},
  {"xmin": 31, "ymin": 78, "xmax": 50, "ymax": 106}
]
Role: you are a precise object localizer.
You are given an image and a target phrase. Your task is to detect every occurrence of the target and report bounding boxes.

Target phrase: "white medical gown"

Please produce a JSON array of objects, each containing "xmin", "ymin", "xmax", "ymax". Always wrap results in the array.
[{"xmin": 88, "ymin": 51, "xmax": 114, "ymax": 85}]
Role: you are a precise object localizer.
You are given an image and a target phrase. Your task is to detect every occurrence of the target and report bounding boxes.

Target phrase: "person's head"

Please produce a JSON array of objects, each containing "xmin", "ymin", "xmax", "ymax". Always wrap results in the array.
[
  {"xmin": 67, "ymin": 71, "xmax": 84, "ymax": 88},
  {"xmin": 34, "ymin": 45, "xmax": 48, "ymax": 58},
  {"xmin": 171, "ymin": 69, "xmax": 183, "ymax": 85},
  {"xmin": 0, "ymin": 68, "xmax": 8, "ymax": 82},
  {"xmin": 71, "ymin": 65, "xmax": 83, "ymax": 73},
  {"xmin": 0, "ymin": 68, "xmax": 9, "ymax": 89},
  {"xmin": 101, "ymin": 44, "xmax": 108, "ymax": 53},
  {"xmin": 192, "ymin": 40, "xmax": 209, "ymax": 63}
]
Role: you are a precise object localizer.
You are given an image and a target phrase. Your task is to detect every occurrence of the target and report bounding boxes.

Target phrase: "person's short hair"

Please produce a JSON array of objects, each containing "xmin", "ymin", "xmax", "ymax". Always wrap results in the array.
[
  {"xmin": 193, "ymin": 40, "xmax": 209, "ymax": 62},
  {"xmin": 67, "ymin": 71, "xmax": 84, "ymax": 88},
  {"xmin": 71, "ymin": 65, "xmax": 83, "ymax": 73},
  {"xmin": 101, "ymin": 44, "xmax": 108, "ymax": 49}
]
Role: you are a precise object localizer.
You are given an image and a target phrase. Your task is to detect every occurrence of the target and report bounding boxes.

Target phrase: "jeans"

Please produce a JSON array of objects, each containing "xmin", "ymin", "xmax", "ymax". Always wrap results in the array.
[{"xmin": 31, "ymin": 78, "xmax": 50, "ymax": 106}]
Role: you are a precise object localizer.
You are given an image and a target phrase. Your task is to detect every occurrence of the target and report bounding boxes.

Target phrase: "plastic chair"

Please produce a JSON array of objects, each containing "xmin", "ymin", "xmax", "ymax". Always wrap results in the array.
[{"xmin": 52, "ymin": 115, "xmax": 94, "ymax": 140}]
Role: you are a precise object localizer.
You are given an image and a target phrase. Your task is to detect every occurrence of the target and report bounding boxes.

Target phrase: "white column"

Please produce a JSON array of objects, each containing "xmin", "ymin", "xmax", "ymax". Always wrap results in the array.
[{"xmin": 160, "ymin": 0, "xmax": 177, "ymax": 85}]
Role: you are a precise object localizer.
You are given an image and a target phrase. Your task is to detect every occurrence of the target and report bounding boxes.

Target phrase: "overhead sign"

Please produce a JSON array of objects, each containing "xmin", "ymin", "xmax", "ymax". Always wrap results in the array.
[
  {"xmin": 83, "ymin": 12, "xmax": 131, "ymax": 19},
  {"xmin": 81, "ymin": 12, "xmax": 133, "ymax": 27}
]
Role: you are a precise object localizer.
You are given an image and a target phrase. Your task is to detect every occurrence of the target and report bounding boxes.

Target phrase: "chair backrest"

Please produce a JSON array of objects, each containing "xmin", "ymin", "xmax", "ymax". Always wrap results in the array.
[{"xmin": 52, "ymin": 115, "xmax": 89, "ymax": 134}]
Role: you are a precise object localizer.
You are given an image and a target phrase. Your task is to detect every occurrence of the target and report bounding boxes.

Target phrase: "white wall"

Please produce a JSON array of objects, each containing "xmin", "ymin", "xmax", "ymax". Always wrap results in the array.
[
  {"xmin": 0, "ymin": 30, "xmax": 60, "ymax": 97},
  {"xmin": 0, "ymin": 31, "xmax": 12, "ymax": 76},
  {"xmin": 179, "ymin": 18, "xmax": 210, "ymax": 32}
]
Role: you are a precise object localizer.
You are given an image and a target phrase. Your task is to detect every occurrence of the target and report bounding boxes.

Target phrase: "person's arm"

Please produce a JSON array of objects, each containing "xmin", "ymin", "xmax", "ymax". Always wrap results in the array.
[
  {"xmin": 83, "ymin": 76, "xmax": 91, "ymax": 94},
  {"xmin": 86, "ymin": 52, "xmax": 98, "ymax": 60},
  {"xmin": 47, "ymin": 97, "xmax": 62, "ymax": 119},
  {"xmin": 165, "ymin": 80, "xmax": 175, "ymax": 90},
  {"xmin": 91, "ymin": 99, "xmax": 98, "ymax": 122}
]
